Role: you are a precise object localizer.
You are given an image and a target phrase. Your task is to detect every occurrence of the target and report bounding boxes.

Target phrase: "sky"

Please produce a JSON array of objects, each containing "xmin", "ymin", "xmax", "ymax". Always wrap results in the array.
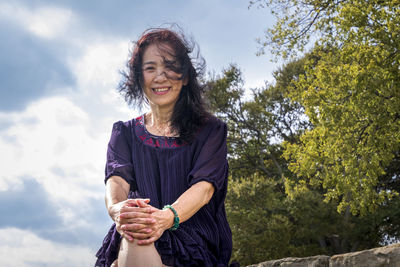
[{"xmin": 0, "ymin": 0, "xmax": 276, "ymax": 266}]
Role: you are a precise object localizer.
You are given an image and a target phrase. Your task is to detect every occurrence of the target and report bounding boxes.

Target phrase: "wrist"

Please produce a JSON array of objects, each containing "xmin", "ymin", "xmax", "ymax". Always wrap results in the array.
[
  {"xmin": 162, "ymin": 205, "xmax": 179, "ymax": 230},
  {"xmin": 162, "ymin": 209, "xmax": 174, "ymax": 229},
  {"xmin": 107, "ymin": 203, "xmax": 119, "ymax": 222}
]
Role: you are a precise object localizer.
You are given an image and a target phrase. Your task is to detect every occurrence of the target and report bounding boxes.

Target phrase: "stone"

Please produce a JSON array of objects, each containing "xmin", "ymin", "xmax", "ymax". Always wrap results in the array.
[
  {"xmin": 329, "ymin": 243, "xmax": 400, "ymax": 267},
  {"xmin": 248, "ymin": 243, "xmax": 400, "ymax": 267},
  {"xmin": 247, "ymin": 255, "xmax": 330, "ymax": 267}
]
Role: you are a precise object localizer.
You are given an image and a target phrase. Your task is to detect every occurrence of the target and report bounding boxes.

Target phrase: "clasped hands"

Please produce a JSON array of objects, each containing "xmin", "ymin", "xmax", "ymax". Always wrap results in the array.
[{"xmin": 112, "ymin": 198, "xmax": 174, "ymax": 245}]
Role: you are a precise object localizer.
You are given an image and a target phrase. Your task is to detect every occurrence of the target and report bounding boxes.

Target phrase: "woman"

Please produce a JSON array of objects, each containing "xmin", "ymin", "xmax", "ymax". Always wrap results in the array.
[{"xmin": 95, "ymin": 28, "xmax": 232, "ymax": 267}]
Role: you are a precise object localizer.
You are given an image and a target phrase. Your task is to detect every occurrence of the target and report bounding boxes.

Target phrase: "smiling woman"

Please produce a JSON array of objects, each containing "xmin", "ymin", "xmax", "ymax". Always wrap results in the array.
[{"xmin": 95, "ymin": 27, "xmax": 233, "ymax": 267}]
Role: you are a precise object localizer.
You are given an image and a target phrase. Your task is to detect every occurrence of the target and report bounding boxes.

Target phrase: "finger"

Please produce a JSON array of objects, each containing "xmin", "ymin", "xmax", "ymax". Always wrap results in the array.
[
  {"xmin": 148, "ymin": 206, "xmax": 159, "ymax": 213},
  {"xmin": 129, "ymin": 231, "xmax": 153, "ymax": 240},
  {"xmin": 124, "ymin": 205, "xmax": 157, "ymax": 214},
  {"xmin": 120, "ymin": 206, "xmax": 153, "ymax": 214},
  {"xmin": 136, "ymin": 199, "xmax": 150, "ymax": 208},
  {"xmin": 118, "ymin": 229, "xmax": 134, "ymax": 242},
  {"xmin": 119, "ymin": 211, "xmax": 153, "ymax": 220},
  {"xmin": 137, "ymin": 236, "xmax": 158, "ymax": 245},
  {"xmin": 118, "ymin": 218, "xmax": 136, "ymax": 225},
  {"xmin": 125, "ymin": 199, "xmax": 141, "ymax": 207},
  {"xmin": 126, "ymin": 198, "xmax": 150, "ymax": 207},
  {"xmin": 123, "ymin": 231, "xmax": 135, "ymax": 242},
  {"xmin": 121, "ymin": 222, "xmax": 154, "ymax": 232},
  {"xmin": 122, "ymin": 217, "xmax": 156, "ymax": 225},
  {"xmin": 124, "ymin": 226, "xmax": 153, "ymax": 234},
  {"xmin": 125, "ymin": 199, "xmax": 139, "ymax": 207},
  {"xmin": 137, "ymin": 227, "xmax": 153, "ymax": 234},
  {"xmin": 119, "ymin": 208, "xmax": 154, "ymax": 219},
  {"xmin": 141, "ymin": 198, "xmax": 151, "ymax": 204}
]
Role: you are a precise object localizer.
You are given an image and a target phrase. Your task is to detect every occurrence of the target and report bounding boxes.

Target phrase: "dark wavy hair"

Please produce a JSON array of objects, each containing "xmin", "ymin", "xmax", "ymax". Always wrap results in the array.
[{"xmin": 118, "ymin": 27, "xmax": 210, "ymax": 143}]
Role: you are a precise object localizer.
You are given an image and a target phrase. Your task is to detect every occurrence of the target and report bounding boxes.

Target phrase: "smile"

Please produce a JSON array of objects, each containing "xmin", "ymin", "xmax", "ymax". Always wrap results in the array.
[
  {"xmin": 152, "ymin": 87, "xmax": 171, "ymax": 95},
  {"xmin": 153, "ymin": 87, "xmax": 170, "ymax": 92}
]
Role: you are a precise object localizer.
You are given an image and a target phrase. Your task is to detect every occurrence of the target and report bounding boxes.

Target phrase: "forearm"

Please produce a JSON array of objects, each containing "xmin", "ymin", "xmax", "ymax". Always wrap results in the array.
[
  {"xmin": 170, "ymin": 181, "xmax": 215, "ymax": 225},
  {"xmin": 105, "ymin": 176, "xmax": 130, "ymax": 220}
]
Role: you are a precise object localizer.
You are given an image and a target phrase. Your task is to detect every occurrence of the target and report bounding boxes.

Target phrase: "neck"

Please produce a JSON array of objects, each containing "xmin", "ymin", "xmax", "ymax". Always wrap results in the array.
[{"xmin": 147, "ymin": 105, "xmax": 173, "ymax": 127}]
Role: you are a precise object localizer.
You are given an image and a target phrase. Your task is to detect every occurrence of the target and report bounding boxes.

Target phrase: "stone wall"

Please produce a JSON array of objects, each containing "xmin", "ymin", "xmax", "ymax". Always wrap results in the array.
[{"xmin": 248, "ymin": 243, "xmax": 400, "ymax": 267}]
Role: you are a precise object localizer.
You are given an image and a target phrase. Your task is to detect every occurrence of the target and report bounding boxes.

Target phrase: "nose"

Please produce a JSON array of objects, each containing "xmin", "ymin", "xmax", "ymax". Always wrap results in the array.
[{"xmin": 154, "ymin": 69, "xmax": 167, "ymax": 82}]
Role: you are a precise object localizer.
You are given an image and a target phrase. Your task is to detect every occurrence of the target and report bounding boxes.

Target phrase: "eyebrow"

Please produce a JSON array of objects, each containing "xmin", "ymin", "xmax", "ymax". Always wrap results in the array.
[{"xmin": 142, "ymin": 61, "xmax": 156, "ymax": 66}]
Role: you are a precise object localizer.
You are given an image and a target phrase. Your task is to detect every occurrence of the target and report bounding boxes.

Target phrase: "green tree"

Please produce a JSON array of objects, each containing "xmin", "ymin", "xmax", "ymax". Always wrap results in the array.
[
  {"xmin": 206, "ymin": 62, "xmax": 399, "ymax": 265},
  {"xmin": 253, "ymin": 0, "xmax": 400, "ymax": 214},
  {"xmin": 205, "ymin": 64, "xmax": 311, "ymax": 265},
  {"xmin": 226, "ymin": 174, "xmax": 292, "ymax": 264}
]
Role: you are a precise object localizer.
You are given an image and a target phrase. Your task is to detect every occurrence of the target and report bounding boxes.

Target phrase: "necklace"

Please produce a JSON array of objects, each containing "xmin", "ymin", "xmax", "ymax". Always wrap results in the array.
[
  {"xmin": 145, "ymin": 113, "xmax": 176, "ymax": 137},
  {"xmin": 153, "ymin": 123, "xmax": 172, "ymax": 136}
]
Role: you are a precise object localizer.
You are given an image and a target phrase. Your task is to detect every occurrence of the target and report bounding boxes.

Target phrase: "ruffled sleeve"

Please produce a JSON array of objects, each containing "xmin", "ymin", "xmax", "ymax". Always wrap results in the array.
[
  {"xmin": 104, "ymin": 121, "xmax": 136, "ymax": 187},
  {"xmin": 188, "ymin": 119, "xmax": 228, "ymax": 191}
]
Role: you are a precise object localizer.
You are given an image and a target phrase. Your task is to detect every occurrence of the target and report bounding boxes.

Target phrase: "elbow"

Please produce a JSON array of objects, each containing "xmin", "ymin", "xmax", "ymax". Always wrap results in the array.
[{"xmin": 203, "ymin": 182, "xmax": 215, "ymax": 205}]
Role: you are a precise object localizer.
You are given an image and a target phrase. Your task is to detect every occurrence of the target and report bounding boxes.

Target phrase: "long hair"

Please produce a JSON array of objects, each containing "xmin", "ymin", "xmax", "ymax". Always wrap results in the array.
[{"xmin": 118, "ymin": 27, "xmax": 209, "ymax": 143}]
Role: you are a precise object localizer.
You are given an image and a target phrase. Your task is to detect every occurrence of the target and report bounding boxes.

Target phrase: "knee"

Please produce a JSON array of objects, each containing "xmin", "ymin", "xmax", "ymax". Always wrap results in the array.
[
  {"xmin": 118, "ymin": 238, "xmax": 163, "ymax": 267},
  {"xmin": 120, "ymin": 238, "xmax": 138, "ymax": 252}
]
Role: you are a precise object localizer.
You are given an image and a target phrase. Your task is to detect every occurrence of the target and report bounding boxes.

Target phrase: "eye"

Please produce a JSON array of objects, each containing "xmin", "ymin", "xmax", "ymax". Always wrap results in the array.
[
  {"xmin": 164, "ymin": 60, "xmax": 180, "ymax": 70},
  {"xmin": 165, "ymin": 64, "xmax": 181, "ymax": 75},
  {"xmin": 143, "ymin": 66, "xmax": 155, "ymax": 71}
]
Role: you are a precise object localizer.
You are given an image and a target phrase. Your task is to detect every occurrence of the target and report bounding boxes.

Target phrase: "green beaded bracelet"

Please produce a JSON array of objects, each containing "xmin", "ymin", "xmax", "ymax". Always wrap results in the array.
[{"xmin": 163, "ymin": 205, "xmax": 179, "ymax": 230}]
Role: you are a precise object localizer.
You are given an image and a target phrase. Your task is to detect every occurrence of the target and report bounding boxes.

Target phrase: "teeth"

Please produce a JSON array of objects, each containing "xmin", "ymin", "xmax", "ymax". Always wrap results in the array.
[{"xmin": 154, "ymin": 87, "xmax": 169, "ymax": 92}]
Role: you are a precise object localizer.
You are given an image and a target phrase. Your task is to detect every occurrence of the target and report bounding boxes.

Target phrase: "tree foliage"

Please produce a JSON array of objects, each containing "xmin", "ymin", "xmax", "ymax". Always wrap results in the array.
[
  {"xmin": 201, "ymin": 0, "xmax": 400, "ymax": 264},
  {"xmin": 252, "ymin": 0, "xmax": 400, "ymax": 214},
  {"xmin": 205, "ymin": 62, "xmax": 400, "ymax": 265}
]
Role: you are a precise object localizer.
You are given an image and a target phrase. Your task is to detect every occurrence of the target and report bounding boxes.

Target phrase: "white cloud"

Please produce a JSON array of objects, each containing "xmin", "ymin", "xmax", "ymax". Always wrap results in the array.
[
  {"xmin": 0, "ymin": 29, "xmax": 136, "ymax": 244},
  {"xmin": 0, "ymin": 95, "xmax": 112, "ymax": 253},
  {"xmin": 0, "ymin": 96, "xmax": 107, "ymax": 203},
  {"xmin": 0, "ymin": 228, "xmax": 95, "ymax": 267},
  {"xmin": 73, "ymin": 40, "xmax": 129, "ymax": 89},
  {"xmin": 0, "ymin": 2, "xmax": 74, "ymax": 39},
  {"xmin": 69, "ymin": 37, "xmax": 139, "ymax": 119}
]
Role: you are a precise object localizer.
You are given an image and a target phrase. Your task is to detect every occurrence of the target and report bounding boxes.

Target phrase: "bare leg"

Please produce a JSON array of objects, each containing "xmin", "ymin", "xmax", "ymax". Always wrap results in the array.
[{"xmin": 117, "ymin": 238, "xmax": 170, "ymax": 267}]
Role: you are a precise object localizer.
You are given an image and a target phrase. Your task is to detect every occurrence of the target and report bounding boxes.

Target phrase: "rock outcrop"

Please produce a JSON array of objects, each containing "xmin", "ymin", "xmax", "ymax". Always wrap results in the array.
[{"xmin": 248, "ymin": 243, "xmax": 400, "ymax": 267}]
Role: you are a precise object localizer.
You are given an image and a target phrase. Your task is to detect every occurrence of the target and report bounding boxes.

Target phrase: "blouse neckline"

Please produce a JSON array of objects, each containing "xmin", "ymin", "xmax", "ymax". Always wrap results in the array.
[
  {"xmin": 140, "ymin": 114, "xmax": 179, "ymax": 140},
  {"xmin": 134, "ymin": 115, "xmax": 187, "ymax": 148}
]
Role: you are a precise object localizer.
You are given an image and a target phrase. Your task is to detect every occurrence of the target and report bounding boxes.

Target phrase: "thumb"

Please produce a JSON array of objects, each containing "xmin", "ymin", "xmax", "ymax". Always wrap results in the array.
[
  {"xmin": 136, "ymin": 198, "xmax": 151, "ymax": 207},
  {"xmin": 126, "ymin": 199, "xmax": 139, "ymax": 207}
]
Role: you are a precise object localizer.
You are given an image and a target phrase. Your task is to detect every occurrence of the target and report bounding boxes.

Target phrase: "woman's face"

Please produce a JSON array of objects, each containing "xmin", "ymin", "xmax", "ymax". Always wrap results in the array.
[{"xmin": 141, "ymin": 43, "xmax": 187, "ymax": 110}]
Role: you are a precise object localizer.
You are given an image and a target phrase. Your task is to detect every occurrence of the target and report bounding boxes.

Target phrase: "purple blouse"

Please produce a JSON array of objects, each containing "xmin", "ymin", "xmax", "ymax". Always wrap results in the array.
[{"xmin": 95, "ymin": 115, "xmax": 232, "ymax": 267}]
